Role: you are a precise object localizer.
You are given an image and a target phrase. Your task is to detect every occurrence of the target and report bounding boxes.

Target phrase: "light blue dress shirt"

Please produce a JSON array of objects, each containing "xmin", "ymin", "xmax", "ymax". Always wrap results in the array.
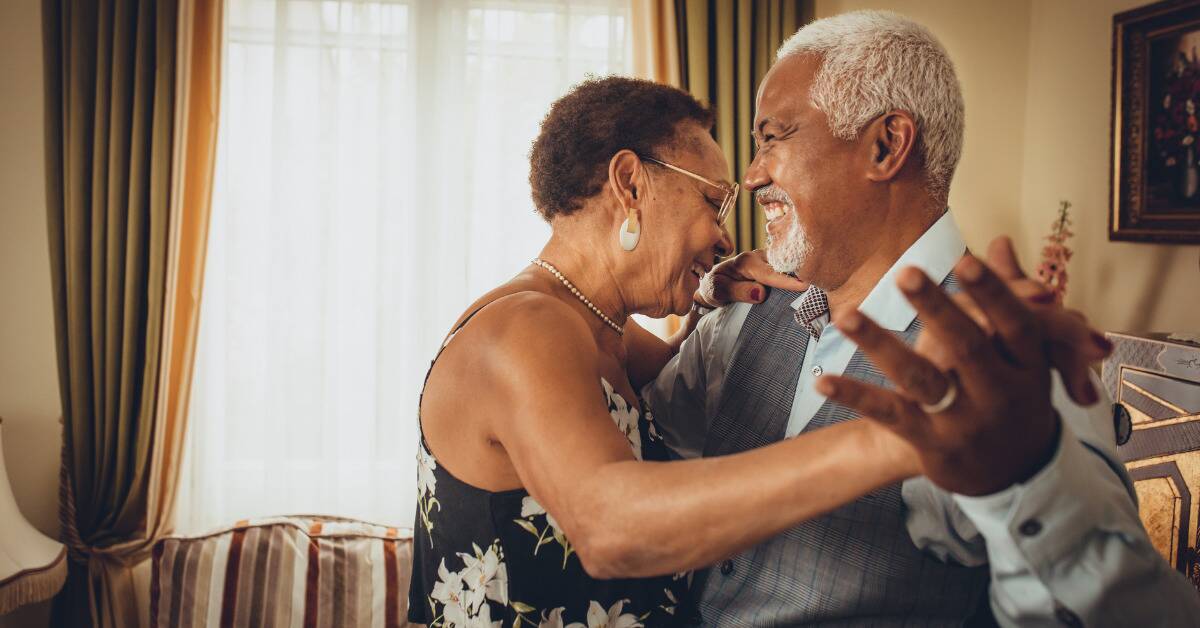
[{"xmin": 644, "ymin": 211, "xmax": 1200, "ymax": 626}]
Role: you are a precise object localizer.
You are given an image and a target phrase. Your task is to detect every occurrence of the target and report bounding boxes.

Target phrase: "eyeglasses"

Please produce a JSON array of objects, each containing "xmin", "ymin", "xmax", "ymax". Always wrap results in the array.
[{"xmin": 640, "ymin": 156, "xmax": 739, "ymax": 226}]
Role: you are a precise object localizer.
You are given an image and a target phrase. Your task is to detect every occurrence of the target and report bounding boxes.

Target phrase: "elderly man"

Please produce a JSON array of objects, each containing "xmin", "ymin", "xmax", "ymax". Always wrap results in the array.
[{"xmin": 646, "ymin": 10, "xmax": 1200, "ymax": 627}]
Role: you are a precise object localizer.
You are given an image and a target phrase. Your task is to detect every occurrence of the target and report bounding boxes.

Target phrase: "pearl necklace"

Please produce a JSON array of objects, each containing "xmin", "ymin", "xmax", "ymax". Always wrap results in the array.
[{"xmin": 531, "ymin": 258, "xmax": 624, "ymax": 336}]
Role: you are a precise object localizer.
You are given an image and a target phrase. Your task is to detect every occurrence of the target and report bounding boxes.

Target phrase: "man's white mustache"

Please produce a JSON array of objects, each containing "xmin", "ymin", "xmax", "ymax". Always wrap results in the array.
[{"xmin": 755, "ymin": 185, "xmax": 793, "ymax": 207}]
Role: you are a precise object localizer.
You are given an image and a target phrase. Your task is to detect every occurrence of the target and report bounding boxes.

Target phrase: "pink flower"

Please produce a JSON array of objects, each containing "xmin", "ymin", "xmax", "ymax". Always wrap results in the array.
[{"xmin": 1038, "ymin": 201, "xmax": 1074, "ymax": 304}]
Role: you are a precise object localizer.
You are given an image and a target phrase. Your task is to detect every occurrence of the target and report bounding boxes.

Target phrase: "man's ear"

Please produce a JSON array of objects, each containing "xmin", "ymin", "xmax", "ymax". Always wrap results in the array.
[
  {"xmin": 863, "ymin": 111, "xmax": 918, "ymax": 184},
  {"xmin": 608, "ymin": 150, "xmax": 643, "ymax": 213}
]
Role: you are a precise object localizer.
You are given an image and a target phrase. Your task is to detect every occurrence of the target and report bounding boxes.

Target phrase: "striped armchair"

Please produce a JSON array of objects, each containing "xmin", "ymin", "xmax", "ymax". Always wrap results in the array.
[{"xmin": 150, "ymin": 515, "xmax": 416, "ymax": 627}]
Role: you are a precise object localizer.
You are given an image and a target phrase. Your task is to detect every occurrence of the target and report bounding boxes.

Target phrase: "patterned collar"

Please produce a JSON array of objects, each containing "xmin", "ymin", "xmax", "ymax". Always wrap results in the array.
[
  {"xmin": 793, "ymin": 287, "xmax": 829, "ymax": 338},
  {"xmin": 790, "ymin": 210, "xmax": 965, "ymax": 332}
]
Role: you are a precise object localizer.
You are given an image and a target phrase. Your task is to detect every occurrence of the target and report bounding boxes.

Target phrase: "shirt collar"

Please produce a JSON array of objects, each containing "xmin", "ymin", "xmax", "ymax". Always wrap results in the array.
[{"xmin": 790, "ymin": 210, "xmax": 965, "ymax": 332}]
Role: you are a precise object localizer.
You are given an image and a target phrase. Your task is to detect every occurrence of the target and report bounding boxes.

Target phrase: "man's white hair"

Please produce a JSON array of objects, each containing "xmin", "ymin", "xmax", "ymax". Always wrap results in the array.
[{"xmin": 776, "ymin": 11, "xmax": 964, "ymax": 200}]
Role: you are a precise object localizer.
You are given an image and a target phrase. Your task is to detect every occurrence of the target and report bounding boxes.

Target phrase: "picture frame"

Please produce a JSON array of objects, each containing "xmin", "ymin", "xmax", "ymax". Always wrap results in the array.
[{"xmin": 1111, "ymin": 0, "xmax": 1200, "ymax": 243}]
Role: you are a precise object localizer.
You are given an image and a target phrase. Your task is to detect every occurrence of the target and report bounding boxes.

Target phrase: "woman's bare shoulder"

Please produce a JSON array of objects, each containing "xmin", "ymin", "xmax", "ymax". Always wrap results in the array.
[{"xmin": 448, "ymin": 281, "xmax": 601, "ymax": 368}]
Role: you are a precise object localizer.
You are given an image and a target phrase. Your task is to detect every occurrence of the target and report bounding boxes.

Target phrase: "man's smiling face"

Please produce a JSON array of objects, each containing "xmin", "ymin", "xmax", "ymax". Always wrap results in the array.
[{"xmin": 743, "ymin": 53, "xmax": 878, "ymax": 290}]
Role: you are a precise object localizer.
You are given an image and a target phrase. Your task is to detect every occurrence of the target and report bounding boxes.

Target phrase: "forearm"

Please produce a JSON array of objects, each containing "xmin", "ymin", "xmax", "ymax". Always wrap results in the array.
[
  {"xmin": 956, "ymin": 426, "xmax": 1200, "ymax": 625},
  {"xmin": 569, "ymin": 420, "xmax": 912, "ymax": 578}
]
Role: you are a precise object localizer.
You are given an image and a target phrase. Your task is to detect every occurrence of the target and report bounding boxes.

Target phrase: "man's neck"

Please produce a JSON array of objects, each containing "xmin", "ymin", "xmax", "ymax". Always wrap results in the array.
[{"xmin": 825, "ymin": 205, "xmax": 944, "ymax": 322}]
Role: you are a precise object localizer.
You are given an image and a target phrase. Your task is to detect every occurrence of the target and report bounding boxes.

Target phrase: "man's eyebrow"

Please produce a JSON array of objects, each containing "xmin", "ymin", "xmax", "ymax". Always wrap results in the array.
[{"xmin": 754, "ymin": 117, "xmax": 771, "ymax": 136}]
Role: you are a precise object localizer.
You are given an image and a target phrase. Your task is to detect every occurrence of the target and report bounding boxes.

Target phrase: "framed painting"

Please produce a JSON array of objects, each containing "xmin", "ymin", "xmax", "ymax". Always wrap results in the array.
[{"xmin": 1112, "ymin": 0, "xmax": 1200, "ymax": 243}]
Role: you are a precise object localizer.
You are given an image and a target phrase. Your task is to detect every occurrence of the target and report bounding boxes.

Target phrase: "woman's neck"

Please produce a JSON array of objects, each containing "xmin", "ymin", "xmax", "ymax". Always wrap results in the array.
[{"xmin": 535, "ymin": 234, "xmax": 632, "ymax": 336}]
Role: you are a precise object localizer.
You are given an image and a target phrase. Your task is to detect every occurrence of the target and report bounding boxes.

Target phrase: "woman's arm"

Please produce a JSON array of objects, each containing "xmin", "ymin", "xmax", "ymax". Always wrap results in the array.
[{"xmin": 485, "ymin": 294, "xmax": 915, "ymax": 579}]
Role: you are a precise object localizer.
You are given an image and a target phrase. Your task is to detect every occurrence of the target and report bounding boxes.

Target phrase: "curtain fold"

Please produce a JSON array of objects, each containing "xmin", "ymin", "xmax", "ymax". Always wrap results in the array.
[
  {"xmin": 675, "ymin": 0, "xmax": 811, "ymax": 253},
  {"xmin": 631, "ymin": 0, "xmax": 682, "ymax": 86},
  {"xmin": 149, "ymin": 0, "xmax": 222, "ymax": 567},
  {"xmin": 42, "ymin": 0, "xmax": 221, "ymax": 626}
]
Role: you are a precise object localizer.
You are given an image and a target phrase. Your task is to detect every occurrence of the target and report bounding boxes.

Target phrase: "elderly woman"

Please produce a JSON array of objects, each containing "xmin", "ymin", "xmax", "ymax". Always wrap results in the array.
[
  {"xmin": 406, "ymin": 77, "xmax": 1098, "ymax": 627},
  {"xmin": 407, "ymin": 77, "xmax": 918, "ymax": 626}
]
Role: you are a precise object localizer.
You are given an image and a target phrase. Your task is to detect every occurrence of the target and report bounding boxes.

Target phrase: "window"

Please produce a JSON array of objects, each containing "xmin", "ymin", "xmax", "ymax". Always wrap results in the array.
[{"xmin": 178, "ymin": 0, "xmax": 632, "ymax": 532}]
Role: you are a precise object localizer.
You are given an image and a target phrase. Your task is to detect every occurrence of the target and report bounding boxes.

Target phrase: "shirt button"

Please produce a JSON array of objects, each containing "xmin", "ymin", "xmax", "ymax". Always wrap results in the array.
[
  {"xmin": 1054, "ymin": 604, "xmax": 1082, "ymax": 627},
  {"xmin": 811, "ymin": 365, "xmax": 824, "ymax": 377},
  {"xmin": 1019, "ymin": 519, "xmax": 1043, "ymax": 536},
  {"xmin": 719, "ymin": 559, "xmax": 734, "ymax": 576}
]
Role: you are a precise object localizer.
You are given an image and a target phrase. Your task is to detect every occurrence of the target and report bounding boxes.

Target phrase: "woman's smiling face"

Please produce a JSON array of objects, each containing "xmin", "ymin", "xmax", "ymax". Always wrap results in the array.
[{"xmin": 631, "ymin": 122, "xmax": 735, "ymax": 317}]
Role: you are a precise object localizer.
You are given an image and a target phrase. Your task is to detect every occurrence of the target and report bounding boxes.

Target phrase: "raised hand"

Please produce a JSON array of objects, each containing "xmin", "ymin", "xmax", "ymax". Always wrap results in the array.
[
  {"xmin": 694, "ymin": 250, "xmax": 809, "ymax": 307},
  {"xmin": 815, "ymin": 253, "xmax": 1063, "ymax": 496},
  {"xmin": 972, "ymin": 236, "xmax": 1111, "ymax": 406}
]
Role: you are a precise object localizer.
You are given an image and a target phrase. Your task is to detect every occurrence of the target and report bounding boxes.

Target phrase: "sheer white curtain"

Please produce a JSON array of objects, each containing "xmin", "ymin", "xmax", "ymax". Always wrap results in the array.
[{"xmin": 178, "ymin": 0, "xmax": 633, "ymax": 532}]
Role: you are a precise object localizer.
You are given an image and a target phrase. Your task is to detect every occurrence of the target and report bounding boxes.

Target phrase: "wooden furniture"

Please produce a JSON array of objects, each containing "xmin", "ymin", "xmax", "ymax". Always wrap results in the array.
[{"xmin": 1102, "ymin": 332, "xmax": 1200, "ymax": 591}]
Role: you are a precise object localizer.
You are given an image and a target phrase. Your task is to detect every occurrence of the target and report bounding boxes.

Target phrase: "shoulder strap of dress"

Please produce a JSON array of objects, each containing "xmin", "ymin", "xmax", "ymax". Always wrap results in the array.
[{"xmin": 419, "ymin": 294, "xmax": 520, "ymax": 419}]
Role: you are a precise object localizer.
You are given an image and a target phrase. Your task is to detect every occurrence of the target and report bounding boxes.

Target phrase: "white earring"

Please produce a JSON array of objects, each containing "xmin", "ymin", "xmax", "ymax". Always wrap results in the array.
[{"xmin": 619, "ymin": 208, "xmax": 640, "ymax": 251}]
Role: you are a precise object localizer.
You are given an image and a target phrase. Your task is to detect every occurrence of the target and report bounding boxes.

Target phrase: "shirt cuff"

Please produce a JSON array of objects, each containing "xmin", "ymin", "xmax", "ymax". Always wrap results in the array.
[{"xmin": 952, "ymin": 420, "xmax": 1137, "ymax": 572}]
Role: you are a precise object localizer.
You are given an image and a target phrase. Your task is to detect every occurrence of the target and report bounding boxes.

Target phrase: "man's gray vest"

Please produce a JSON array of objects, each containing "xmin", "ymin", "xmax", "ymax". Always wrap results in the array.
[{"xmin": 695, "ymin": 280, "xmax": 990, "ymax": 627}]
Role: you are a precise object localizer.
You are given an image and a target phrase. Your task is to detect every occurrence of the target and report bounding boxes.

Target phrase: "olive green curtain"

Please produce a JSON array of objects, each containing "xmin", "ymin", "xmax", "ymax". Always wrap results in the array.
[
  {"xmin": 41, "ymin": 0, "xmax": 178, "ymax": 625},
  {"xmin": 631, "ymin": 0, "xmax": 683, "ymax": 86},
  {"xmin": 675, "ymin": 0, "xmax": 812, "ymax": 253}
]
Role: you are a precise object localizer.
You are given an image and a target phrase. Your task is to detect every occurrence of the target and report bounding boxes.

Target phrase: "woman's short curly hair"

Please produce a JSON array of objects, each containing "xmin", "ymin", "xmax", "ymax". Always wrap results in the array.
[{"xmin": 529, "ymin": 76, "xmax": 714, "ymax": 221}]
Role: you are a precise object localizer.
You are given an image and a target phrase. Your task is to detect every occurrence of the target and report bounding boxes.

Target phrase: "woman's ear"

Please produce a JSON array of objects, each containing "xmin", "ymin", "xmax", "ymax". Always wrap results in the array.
[
  {"xmin": 864, "ymin": 111, "xmax": 918, "ymax": 184},
  {"xmin": 608, "ymin": 150, "xmax": 643, "ymax": 213}
]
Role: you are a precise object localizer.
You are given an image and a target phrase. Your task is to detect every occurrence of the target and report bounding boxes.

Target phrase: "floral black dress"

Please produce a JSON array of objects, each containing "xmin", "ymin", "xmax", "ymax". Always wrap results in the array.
[{"xmin": 409, "ymin": 315, "xmax": 688, "ymax": 627}]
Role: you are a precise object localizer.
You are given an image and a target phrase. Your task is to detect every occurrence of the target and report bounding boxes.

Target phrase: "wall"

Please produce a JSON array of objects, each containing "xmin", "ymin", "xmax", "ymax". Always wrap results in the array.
[
  {"xmin": 1020, "ymin": 0, "xmax": 1199, "ymax": 333},
  {"xmin": 813, "ymin": 0, "xmax": 1199, "ymax": 333},
  {"xmin": 0, "ymin": 0, "xmax": 63, "ymax": 626}
]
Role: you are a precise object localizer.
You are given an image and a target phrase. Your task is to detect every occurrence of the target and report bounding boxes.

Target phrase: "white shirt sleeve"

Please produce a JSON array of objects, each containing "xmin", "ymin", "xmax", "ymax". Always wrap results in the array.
[
  {"xmin": 905, "ymin": 371, "xmax": 1200, "ymax": 626},
  {"xmin": 641, "ymin": 303, "xmax": 751, "ymax": 460}
]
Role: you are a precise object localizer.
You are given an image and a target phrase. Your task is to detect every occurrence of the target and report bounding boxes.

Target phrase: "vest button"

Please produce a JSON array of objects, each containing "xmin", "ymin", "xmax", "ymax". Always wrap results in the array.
[
  {"xmin": 1019, "ymin": 519, "xmax": 1043, "ymax": 536},
  {"xmin": 719, "ymin": 559, "xmax": 734, "ymax": 575},
  {"xmin": 811, "ymin": 365, "xmax": 823, "ymax": 377},
  {"xmin": 1054, "ymin": 604, "xmax": 1082, "ymax": 627}
]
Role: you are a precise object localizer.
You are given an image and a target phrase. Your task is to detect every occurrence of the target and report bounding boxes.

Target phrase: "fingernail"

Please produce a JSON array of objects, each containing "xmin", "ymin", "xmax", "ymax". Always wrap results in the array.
[
  {"xmin": 751, "ymin": 287, "xmax": 763, "ymax": 302},
  {"xmin": 1091, "ymin": 332, "xmax": 1113, "ymax": 352},
  {"xmin": 815, "ymin": 378, "xmax": 835, "ymax": 396},
  {"xmin": 1029, "ymin": 291, "xmax": 1056, "ymax": 305},
  {"xmin": 958, "ymin": 256, "xmax": 984, "ymax": 283},
  {"xmin": 898, "ymin": 268, "xmax": 924, "ymax": 293}
]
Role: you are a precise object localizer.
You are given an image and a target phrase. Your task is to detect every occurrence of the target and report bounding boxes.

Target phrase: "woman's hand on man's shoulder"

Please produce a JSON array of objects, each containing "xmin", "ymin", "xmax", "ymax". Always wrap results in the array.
[{"xmin": 695, "ymin": 250, "xmax": 810, "ymax": 309}]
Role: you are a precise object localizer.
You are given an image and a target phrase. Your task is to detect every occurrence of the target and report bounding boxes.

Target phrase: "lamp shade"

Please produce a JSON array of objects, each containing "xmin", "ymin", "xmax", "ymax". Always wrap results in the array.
[{"xmin": 0, "ymin": 417, "xmax": 66, "ymax": 615}]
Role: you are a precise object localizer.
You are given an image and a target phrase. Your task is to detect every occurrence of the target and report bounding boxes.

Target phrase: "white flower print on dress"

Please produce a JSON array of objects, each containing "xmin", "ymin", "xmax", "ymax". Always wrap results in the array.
[
  {"xmin": 572, "ymin": 600, "xmax": 643, "ymax": 628},
  {"xmin": 514, "ymin": 495, "xmax": 574, "ymax": 568},
  {"xmin": 463, "ymin": 602, "xmax": 501, "ymax": 628},
  {"xmin": 601, "ymin": 378, "xmax": 642, "ymax": 460},
  {"xmin": 428, "ymin": 541, "xmax": 510, "ymax": 628},
  {"xmin": 417, "ymin": 443, "xmax": 442, "ymax": 546},
  {"xmin": 537, "ymin": 607, "xmax": 567, "ymax": 628},
  {"xmin": 534, "ymin": 601, "xmax": 643, "ymax": 628},
  {"xmin": 642, "ymin": 405, "xmax": 663, "ymax": 443},
  {"xmin": 459, "ymin": 542, "xmax": 509, "ymax": 609},
  {"xmin": 430, "ymin": 558, "xmax": 469, "ymax": 626}
]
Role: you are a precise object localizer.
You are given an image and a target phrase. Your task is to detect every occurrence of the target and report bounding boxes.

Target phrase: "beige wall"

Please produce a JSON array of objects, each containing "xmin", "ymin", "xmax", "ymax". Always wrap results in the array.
[
  {"xmin": 1020, "ymin": 0, "xmax": 1199, "ymax": 332},
  {"xmin": 814, "ymin": 0, "xmax": 1200, "ymax": 332},
  {"xmin": 0, "ymin": 0, "xmax": 63, "ymax": 626}
]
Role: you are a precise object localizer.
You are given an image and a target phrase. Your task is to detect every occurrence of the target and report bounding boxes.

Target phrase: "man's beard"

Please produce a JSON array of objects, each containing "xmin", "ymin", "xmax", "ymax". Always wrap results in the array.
[{"xmin": 760, "ymin": 188, "xmax": 812, "ymax": 274}]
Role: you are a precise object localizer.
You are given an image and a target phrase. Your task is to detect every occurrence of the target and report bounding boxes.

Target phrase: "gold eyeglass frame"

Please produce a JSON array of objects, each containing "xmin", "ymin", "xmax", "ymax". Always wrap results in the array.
[{"xmin": 640, "ymin": 156, "xmax": 739, "ymax": 226}]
